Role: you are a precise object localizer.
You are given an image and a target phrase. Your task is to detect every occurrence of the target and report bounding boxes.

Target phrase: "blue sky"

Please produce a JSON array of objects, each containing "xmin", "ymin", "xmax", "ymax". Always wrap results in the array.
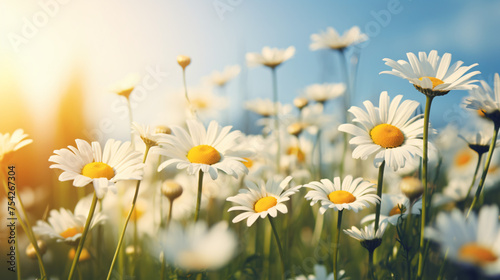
[{"xmin": 2, "ymin": 0, "xmax": 500, "ymax": 137}]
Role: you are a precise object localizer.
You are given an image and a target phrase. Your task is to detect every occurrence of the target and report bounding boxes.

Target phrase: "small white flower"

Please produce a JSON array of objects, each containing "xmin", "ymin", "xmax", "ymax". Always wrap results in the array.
[
  {"xmin": 246, "ymin": 46, "xmax": 295, "ymax": 68},
  {"xmin": 310, "ymin": 26, "xmax": 367, "ymax": 50},
  {"xmin": 33, "ymin": 195, "xmax": 106, "ymax": 244},
  {"xmin": 49, "ymin": 139, "xmax": 144, "ymax": 198},
  {"xmin": 304, "ymin": 83, "xmax": 346, "ymax": 103},
  {"xmin": 204, "ymin": 65, "xmax": 241, "ymax": 87},
  {"xmin": 291, "ymin": 264, "xmax": 348, "ymax": 280},
  {"xmin": 227, "ymin": 176, "xmax": 300, "ymax": 227},
  {"xmin": 303, "ymin": 175, "xmax": 380, "ymax": 214},
  {"xmin": 381, "ymin": 50, "xmax": 480, "ymax": 96},
  {"xmin": 158, "ymin": 120, "xmax": 249, "ymax": 180},
  {"xmin": 344, "ymin": 221, "xmax": 388, "ymax": 242},
  {"xmin": 109, "ymin": 73, "xmax": 140, "ymax": 99},
  {"xmin": 0, "ymin": 129, "xmax": 33, "ymax": 163},
  {"xmin": 464, "ymin": 73, "xmax": 500, "ymax": 124}
]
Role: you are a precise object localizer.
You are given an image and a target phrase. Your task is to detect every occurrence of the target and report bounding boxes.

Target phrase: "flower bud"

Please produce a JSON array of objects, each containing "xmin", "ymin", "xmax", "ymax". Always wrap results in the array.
[
  {"xmin": 177, "ymin": 55, "xmax": 191, "ymax": 69},
  {"xmin": 287, "ymin": 122, "xmax": 303, "ymax": 137},
  {"xmin": 68, "ymin": 248, "xmax": 91, "ymax": 262},
  {"xmin": 26, "ymin": 240, "xmax": 47, "ymax": 259},
  {"xmin": 293, "ymin": 97, "xmax": 308, "ymax": 109},
  {"xmin": 162, "ymin": 180, "xmax": 183, "ymax": 201},
  {"xmin": 400, "ymin": 176, "xmax": 423, "ymax": 202}
]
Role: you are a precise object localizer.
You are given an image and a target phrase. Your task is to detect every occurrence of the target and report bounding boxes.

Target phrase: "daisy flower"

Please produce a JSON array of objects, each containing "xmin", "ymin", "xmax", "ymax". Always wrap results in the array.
[
  {"xmin": 380, "ymin": 50, "xmax": 480, "ymax": 97},
  {"xmin": 303, "ymin": 175, "xmax": 380, "ymax": 214},
  {"xmin": 157, "ymin": 120, "xmax": 249, "ymax": 180},
  {"xmin": 245, "ymin": 98, "xmax": 291, "ymax": 117},
  {"xmin": 425, "ymin": 205, "xmax": 500, "ymax": 276},
  {"xmin": 361, "ymin": 194, "xmax": 422, "ymax": 226},
  {"xmin": 303, "ymin": 83, "xmax": 346, "ymax": 104},
  {"xmin": 464, "ymin": 73, "xmax": 500, "ymax": 125},
  {"xmin": 292, "ymin": 264, "xmax": 348, "ymax": 280},
  {"xmin": 246, "ymin": 46, "xmax": 295, "ymax": 68},
  {"xmin": 459, "ymin": 131, "xmax": 498, "ymax": 155},
  {"xmin": 310, "ymin": 26, "xmax": 368, "ymax": 51},
  {"xmin": 33, "ymin": 195, "xmax": 106, "ymax": 244},
  {"xmin": 158, "ymin": 221, "xmax": 237, "ymax": 271},
  {"xmin": 227, "ymin": 176, "xmax": 300, "ymax": 227},
  {"xmin": 109, "ymin": 73, "xmax": 140, "ymax": 99},
  {"xmin": 49, "ymin": 139, "xmax": 144, "ymax": 198},
  {"xmin": 338, "ymin": 91, "xmax": 426, "ymax": 171},
  {"xmin": 132, "ymin": 122, "xmax": 163, "ymax": 149},
  {"xmin": 344, "ymin": 221, "xmax": 388, "ymax": 242},
  {"xmin": 204, "ymin": 64, "xmax": 241, "ymax": 87},
  {"xmin": 0, "ymin": 128, "xmax": 33, "ymax": 163}
]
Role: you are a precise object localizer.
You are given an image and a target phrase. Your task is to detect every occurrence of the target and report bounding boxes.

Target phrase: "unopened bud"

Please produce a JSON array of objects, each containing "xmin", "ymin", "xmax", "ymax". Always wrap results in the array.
[
  {"xmin": 177, "ymin": 55, "xmax": 191, "ymax": 69},
  {"xmin": 400, "ymin": 176, "xmax": 423, "ymax": 202},
  {"xmin": 68, "ymin": 248, "xmax": 91, "ymax": 262},
  {"xmin": 162, "ymin": 180, "xmax": 183, "ymax": 201},
  {"xmin": 287, "ymin": 122, "xmax": 303, "ymax": 137},
  {"xmin": 26, "ymin": 240, "xmax": 47, "ymax": 259}
]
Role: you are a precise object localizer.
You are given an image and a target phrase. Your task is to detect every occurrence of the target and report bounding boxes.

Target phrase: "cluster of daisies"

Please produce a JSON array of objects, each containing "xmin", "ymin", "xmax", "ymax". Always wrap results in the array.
[{"xmin": 2, "ymin": 25, "xmax": 500, "ymax": 280}]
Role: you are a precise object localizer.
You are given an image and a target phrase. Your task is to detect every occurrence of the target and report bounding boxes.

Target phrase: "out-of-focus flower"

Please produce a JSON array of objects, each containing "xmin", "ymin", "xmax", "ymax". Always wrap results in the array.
[
  {"xmin": 33, "ymin": 195, "xmax": 106, "ymax": 244},
  {"xmin": 177, "ymin": 55, "xmax": 191, "ymax": 69},
  {"xmin": 245, "ymin": 98, "xmax": 292, "ymax": 117},
  {"xmin": 303, "ymin": 175, "xmax": 379, "ymax": 214},
  {"xmin": 109, "ymin": 73, "xmax": 140, "ymax": 99},
  {"xmin": 381, "ymin": 50, "xmax": 480, "ymax": 97},
  {"xmin": 158, "ymin": 120, "xmax": 249, "ymax": 180},
  {"xmin": 227, "ymin": 176, "xmax": 299, "ymax": 227},
  {"xmin": 49, "ymin": 139, "xmax": 144, "ymax": 198},
  {"xmin": 159, "ymin": 221, "xmax": 237, "ymax": 271},
  {"xmin": 304, "ymin": 83, "xmax": 345, "ymax": 104},
  {"xmin": 292, "ymin": 264, "xmax": 348, "ymax": 280},
  {"xmin": 425, "ymin": 205, "xmax": 500, "ymax": 276},
  {"xmin": 464, "ymin": 73, "xmax": 500, "ymax": 125},
  {"xmin": 310, "ymin": 26, "xmax": 367, "ymax": 51},
  {"xmin": 246, "ymin": 46, "xmax": 295, "ymax": 68},
  {"xmin": 205, "ymin": 65, "xmax": 241, "ymax": 87},
  {"xmin": 0, "ymin": 129, "xmax": 32, "ymax": 164},
  {"xmin": 338, "ymin": 91, "xmax": 425, "ymax": 171},
  {"xmin": 361, "ymin": 194, "xmax": 422, "ymax": 225}
]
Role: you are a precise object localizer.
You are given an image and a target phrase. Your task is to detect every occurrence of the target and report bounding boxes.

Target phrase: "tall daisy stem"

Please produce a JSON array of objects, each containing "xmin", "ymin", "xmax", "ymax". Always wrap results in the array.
[
  {"xmin": 417, "ymin": 95, "xmax": 434, "ymax": 279},
  {"xmin": 268, "ymin": 216, "xmax": 285, "ymax": 280},
  {"xmin": 464, "ymin": 154, "xmax": 484, "ymax": 204},
  {"xmin": 374, "ymin": 160, "xmax": 385, "ymax": 233},
  {"xmin": 368, "ymin": 249, "xmax": 375, "ymax": 280},
  {"xmin": 194, "ymin": 170, "xmax": 205, "ymax": 222},
  {"xmin": 333, "ymin": 210, "xmax": 343, "ymax": 280},
  {"xmin": 106, "ymin": 145, "xmax": 151, "ymax": 280},
  {"xmin": 2, "ymin": 171, "xmax": 47, "ymax": 279},
  {"xmin": 467, "ymin": 124, "xmax": 499, "ymax": 217},
  {"xmin": 68, "ymin": 192, "xmax": 98, "ymax": 280},
  {"xmin": 182, "ymin": 68, "xmax": 196, "ymax": 118},
  {"xmin": 271, "ymin": 67, "xmax": 281, "ymax": 172},
  {"xmin": 126, "ymin": 98, "xmax": 135, "ymax": 148}
]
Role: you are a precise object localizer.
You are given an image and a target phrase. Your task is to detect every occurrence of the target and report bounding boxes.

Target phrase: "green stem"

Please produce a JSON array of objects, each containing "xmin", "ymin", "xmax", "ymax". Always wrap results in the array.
[
  {"xmin": 126, "ymin": 97, "xmax": 135, "ymax": 148},
  {"xmin": 467, "ymin": 125, "xmax": 499, "ymax": 217},
  {"xmin": 268, "ymin": 217, "xmax": 285, "ymax": 280},
  {"xmin": 437, "ymin": 248, "xmax": 448, "ymax": 280},
  {"xmin": 2, "ymin": 169, "xmax": 47, "ymax": 279},
  {"xmin": 182, "ymin": 68, "xmax": 196, "ymax": 118},
  {"xmin": 15, "ymin": 226, "xmax": 21, "ymax": 280},
  {"xmin": 464, "ymin": 153, "xmax": 484, "ymax": 203},
  {"xmin": 317, "ymin": 130, "xmax": 323, "ymax": 179},
  {"xmin": 338, "ymin": 50, "xmax": 351, "ymax": 178},
  {"xmin": 106, "ymin": 145, "xmax": 151, "ymax": 280},
  {"xmin": 374, "ymin": 161, "xmax": 385, "ymax": 233},
  {"xmin": 368, "ymin": 249, "xmax": 375, "ymax": 280},
  {"xmin": 417, "ymin": 95, "xmax": 434, "ymax": 279},
  {"xmin": 68, "ymin": 192, "xmax": 98, "ymax": 280},
  {"xmin": 333, "ymin": 210, "xmax": 343, "ymax": 280},
  {"xmin": 167, "ymin": 199, "xmax": 174, "ymax": 227},
  {"xmin": 194, "ymin": 170, "xmax": 204, "ymax": 222},
  {"xmin": 271, "ymin": 67, "xmax": 281, "ymax": 172}
]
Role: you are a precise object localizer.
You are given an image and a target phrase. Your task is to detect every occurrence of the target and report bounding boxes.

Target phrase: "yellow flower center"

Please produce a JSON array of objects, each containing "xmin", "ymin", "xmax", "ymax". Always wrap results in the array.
[
  {"xmin": 191, "ymin": 98, "xmax": 208, "ymax": 109},
  {"xmin": 419, "ymin": 76, "xmax": 444, "ymax": 89},
  {"xmin": 389, "ymin": 204, "xmax": 406, "ymax": 216},
  {"xmin": 81, "ymin": 162, "xmax": 114, "ymax": 179},
  {"xmin": 370, "ymin": 124, "xmax": 405, "ymax": 148},
  {"xmin": 116, "ymin": 87, "xmax": 134, "ymax": 99},
  {"xmin": 60, "ymin": 227, "xmax": 84, "ymax": 239},
  {"xmin": 287, "ymin": 146, "xmax": 306, "ymax": 163},
  {"xmin": 242, "ymin": 157, "xmax": 254, "ymax": 168},
  {"xmin": 478, "ymin": 109, "xmax": 487, "ymax": 118},
  {"xmin": 254, "ymin": 196, "xmax": 278, "ymax": 213},
  {"xmin": 458, "ymin": 243, "xmax": 498, "ymax": 265},
  {"xmin": 455, "ymin": 150, "xmax": 473, "ymax": 167},
  {"xmin": 187, "ymin": 145, "xmax": 221, "ymax": 165},
  {"xmin": 328, "ymin": 190, "xmax": 356, "ymax": 204}
]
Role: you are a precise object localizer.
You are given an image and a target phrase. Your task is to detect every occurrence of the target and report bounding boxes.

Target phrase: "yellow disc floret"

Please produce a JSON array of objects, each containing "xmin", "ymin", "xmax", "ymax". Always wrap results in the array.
[
  {"xmin": 458, "ymin": 243, "xmax": 498, "ymax": 265},
  {"xmin": 328, "ymin": 190, "xmax": 356, "ymax": 204},
  {"xmin": 242, "ymin": 157, "xmax": 254, "ymax": 168},
  {"xmin": 455, "ymin": 150, "xmax": 473, "ymax": 167},
  {"xmin": 254, "ymin": 196, "xmax": 278, "ymax": 213},
  {"xmin": 389, "ymin": 204, "xmax": 406, "ymax": 216},
  {"xmin": 60, "ymin": 227, "xmax": 84, "ymax": 239},
  {"xmin": 187, "ymin": 145, "xmax": 221, "ymax": 165},
  {"xmin": 81, "ymin": 162, "xmax": 114, "ymax": 179},
  {"xmin": 419, "ymin": 76, "xmax": 444, "ymax": 89},
  {"xmin": 370, "ymin": 124, "xmax": 405, "ymax": 148}
]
